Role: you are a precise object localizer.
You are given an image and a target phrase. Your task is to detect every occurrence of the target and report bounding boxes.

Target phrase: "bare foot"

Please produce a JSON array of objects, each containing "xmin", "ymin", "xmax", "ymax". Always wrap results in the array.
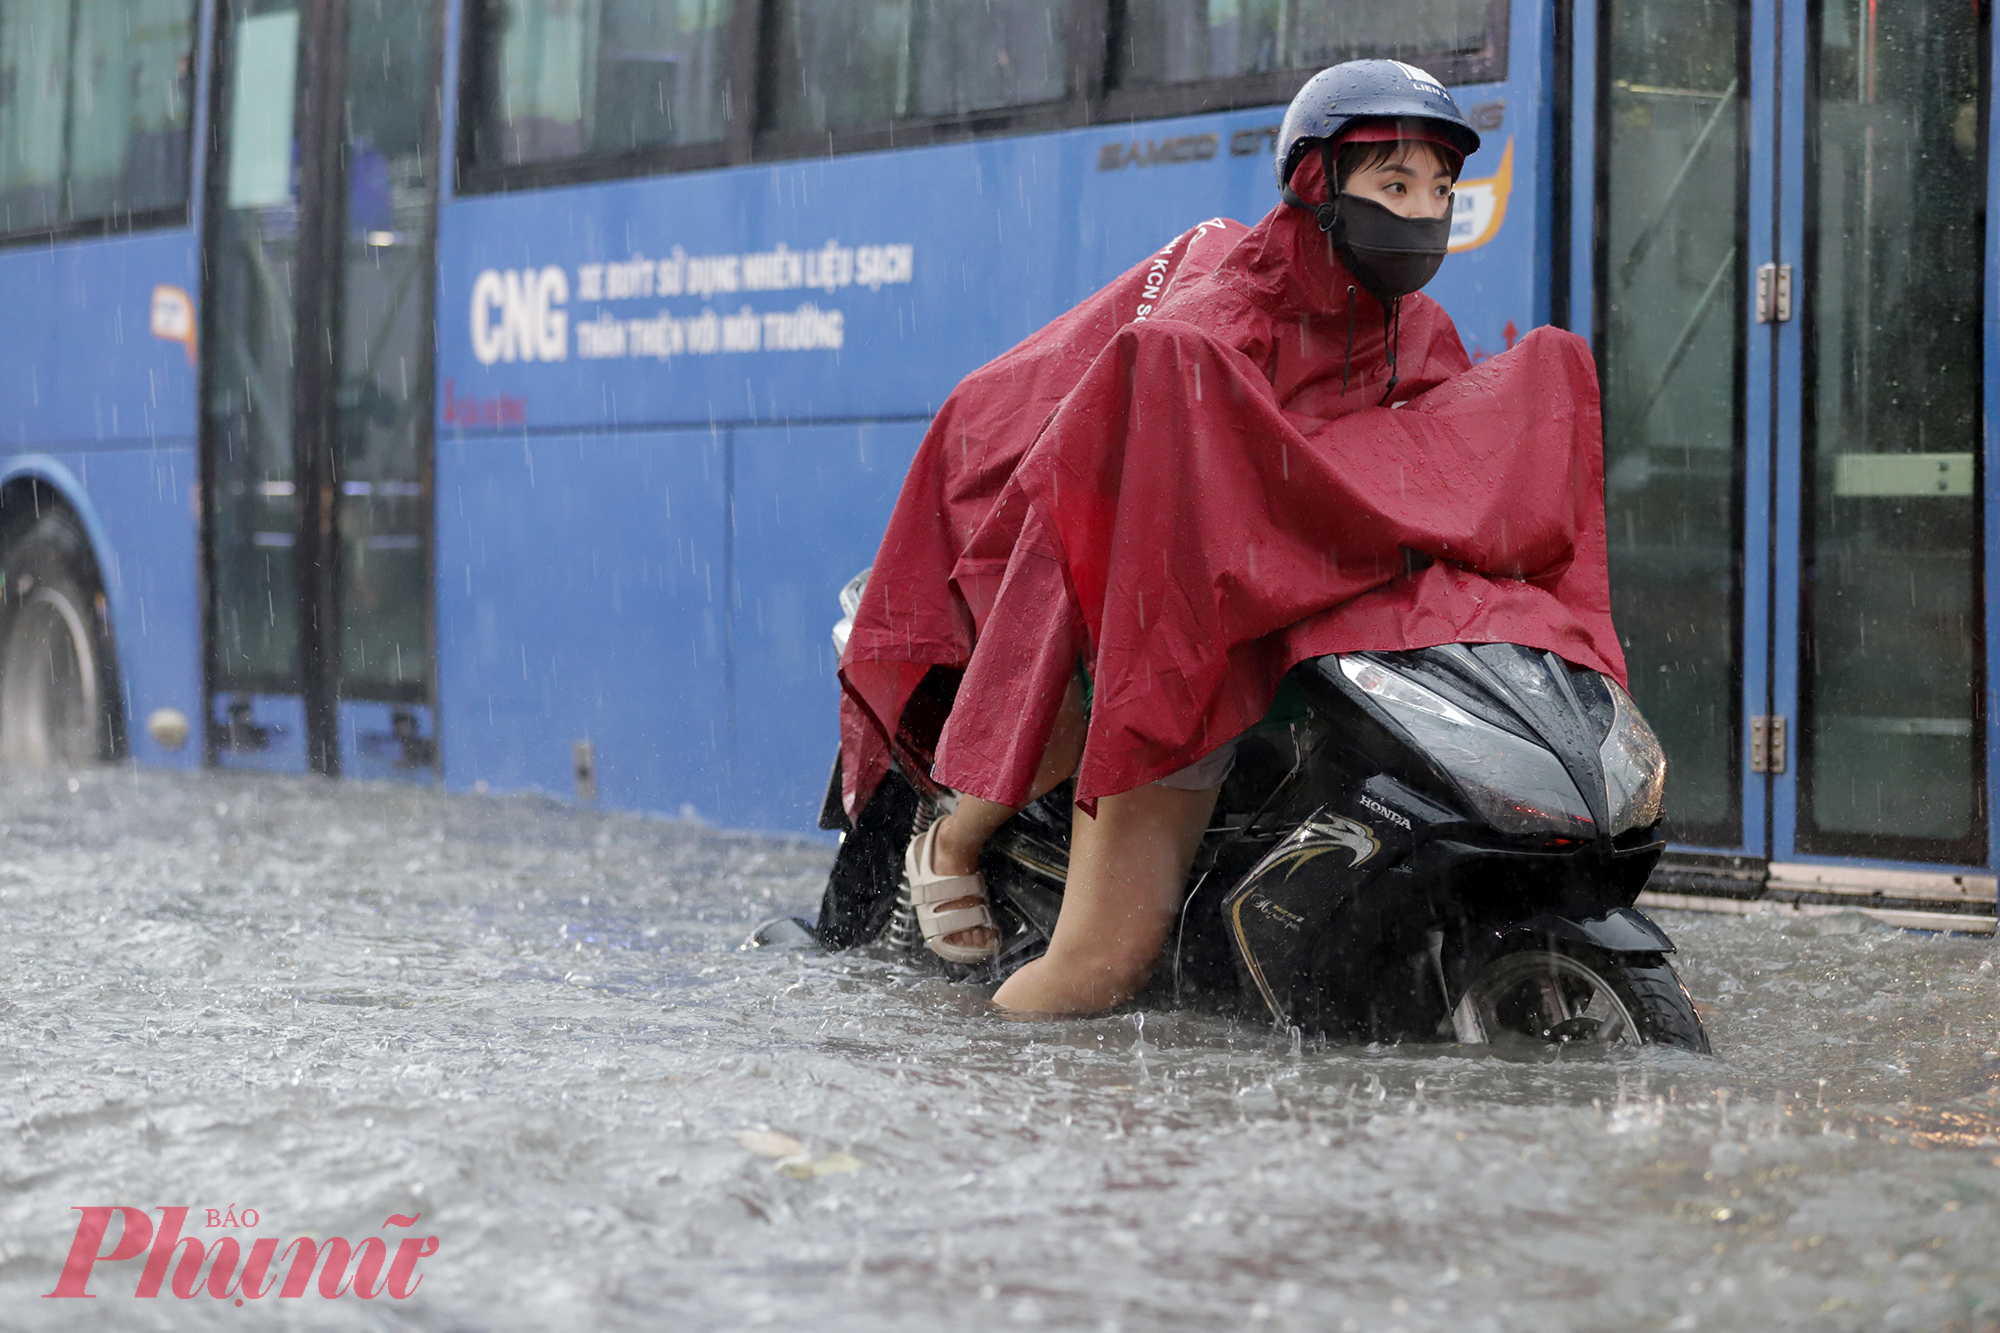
[{"xmin": 925, "ymin": 809, "xmax": 997, "ymax": 952}]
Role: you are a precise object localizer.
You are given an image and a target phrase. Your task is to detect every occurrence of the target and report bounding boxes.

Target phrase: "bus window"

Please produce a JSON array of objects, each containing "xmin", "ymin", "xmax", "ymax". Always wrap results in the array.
[
  {"xmin": 224, "ymin": 8, "xmax": 296, "ymax": 208},
  {"xmin": 1109, "ymin": 0, "xmax": 1491, "ymax": 89},
  {"xmin": 0, "ymin": 0, "xmax": 195, "ymax": 236},
  {"xmin": 766, "ymin": 0, "xmax": 1069, "ymax": 131},
  {"xmin": 465, "ymin": 0, "xmax": 733, "ymax": 166}
]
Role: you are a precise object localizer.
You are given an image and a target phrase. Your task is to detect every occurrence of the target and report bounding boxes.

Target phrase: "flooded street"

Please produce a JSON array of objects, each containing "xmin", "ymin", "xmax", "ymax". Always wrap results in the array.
[{"xmin": 2, "ymin": 770, "xmax": 1997, "ymax": 1332}]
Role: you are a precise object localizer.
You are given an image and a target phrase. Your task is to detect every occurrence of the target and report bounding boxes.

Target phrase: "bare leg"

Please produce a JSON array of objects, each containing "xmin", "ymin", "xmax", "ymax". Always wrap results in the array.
[
  {"xmin": 925, "ymin": 674, "xmax": 1088, "ymax": 951},
  {"xmin": 990, "ymin": 780, "xmax": 1220, "ymax": 1015}
]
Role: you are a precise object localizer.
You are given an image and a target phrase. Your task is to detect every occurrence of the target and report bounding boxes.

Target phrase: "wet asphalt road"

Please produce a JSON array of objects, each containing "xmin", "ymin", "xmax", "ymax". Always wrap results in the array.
[{"xmin": 1, "ymin": 768, "xmax": 1997, "ymax": 1331}]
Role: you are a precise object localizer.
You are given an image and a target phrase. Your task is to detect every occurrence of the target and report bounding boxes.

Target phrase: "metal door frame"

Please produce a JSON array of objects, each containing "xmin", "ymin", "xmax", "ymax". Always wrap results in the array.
[
  {"xmin": 1988, "ymin": 3, "xmax": 2000, "ymax": 877},
  {"xmin": 292, "ymin": 0, "xmax": 349, "ymax": 774},
  {"xmin": 1764, "ymin": 0, "xmax": 1800, "ymax": 864}
]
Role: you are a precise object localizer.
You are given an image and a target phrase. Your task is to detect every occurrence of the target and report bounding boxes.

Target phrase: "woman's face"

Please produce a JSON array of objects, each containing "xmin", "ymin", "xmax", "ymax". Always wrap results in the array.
[{"xmin": 1342, "ymin": 142, "xmax": 1456, "ymax": 219}]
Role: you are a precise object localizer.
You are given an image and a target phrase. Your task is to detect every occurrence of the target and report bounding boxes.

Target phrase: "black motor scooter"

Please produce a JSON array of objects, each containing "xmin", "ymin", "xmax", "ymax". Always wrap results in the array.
[{"xmin": 796, "ymin": 571, "xmax": 1709, "ymax": 1050}]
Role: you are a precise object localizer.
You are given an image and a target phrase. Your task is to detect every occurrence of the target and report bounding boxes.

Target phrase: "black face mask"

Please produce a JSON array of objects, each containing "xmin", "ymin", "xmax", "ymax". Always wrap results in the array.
[{"xmin": 1314, "ymin": 191, "xmax": 1452, "ymax": 302}]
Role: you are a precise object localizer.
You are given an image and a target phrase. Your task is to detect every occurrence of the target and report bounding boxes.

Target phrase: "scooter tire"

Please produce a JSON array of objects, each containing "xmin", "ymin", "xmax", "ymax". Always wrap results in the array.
[
  {"xmin": 1610, "ymin": 954, "xmax": 1711, "ymax": 1053},
  {"xmin": 1454, "ymin": 942, "xmax": 1710, "ymax": 1053}
]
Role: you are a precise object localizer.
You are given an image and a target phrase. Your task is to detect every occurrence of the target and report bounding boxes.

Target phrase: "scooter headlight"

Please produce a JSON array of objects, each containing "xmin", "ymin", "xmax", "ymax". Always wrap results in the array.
[
  {"xmin": 1340, "ymin": 657, "xmax": 1595, "ymax": 837},
  {"xmin": 1599, "ymin": 680, "xmax": 1666, "ymax": 836}
]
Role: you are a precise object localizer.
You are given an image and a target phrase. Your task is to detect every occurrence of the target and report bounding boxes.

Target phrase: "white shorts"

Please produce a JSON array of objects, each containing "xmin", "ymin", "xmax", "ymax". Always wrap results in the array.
[{"xmin": 1151, "ymin": 739, "xmax": 1239, "ymax": 791}]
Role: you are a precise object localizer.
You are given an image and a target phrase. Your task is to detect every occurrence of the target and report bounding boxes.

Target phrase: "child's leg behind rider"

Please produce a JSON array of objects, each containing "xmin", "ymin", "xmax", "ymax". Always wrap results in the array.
[{"xmin": 927, "ymin": 672, "xmax": 1089, "ymax": 952}]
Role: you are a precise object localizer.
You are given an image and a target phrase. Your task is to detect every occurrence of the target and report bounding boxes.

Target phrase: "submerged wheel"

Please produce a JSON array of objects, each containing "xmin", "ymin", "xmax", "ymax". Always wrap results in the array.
[
  {"xmin": 1453, "ymin": 943, "xmax": 1710, "ymax": 1052},
  {"xmin": 0, "ymin": 506, "xmax": 120, "ymax": 767}
]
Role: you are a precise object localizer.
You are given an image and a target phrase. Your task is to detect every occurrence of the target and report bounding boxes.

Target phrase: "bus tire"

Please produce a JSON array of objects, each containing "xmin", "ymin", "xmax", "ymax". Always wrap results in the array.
[{"xmin": 0, "ymin": 505, "xmax": 122, "ymax": 767}]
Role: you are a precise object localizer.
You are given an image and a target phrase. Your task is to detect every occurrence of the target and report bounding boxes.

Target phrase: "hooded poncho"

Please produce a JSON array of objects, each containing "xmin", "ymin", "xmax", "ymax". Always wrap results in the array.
[{"xmin": 837, "ymin": 156, "xmax": 1624, "ymax": 820}]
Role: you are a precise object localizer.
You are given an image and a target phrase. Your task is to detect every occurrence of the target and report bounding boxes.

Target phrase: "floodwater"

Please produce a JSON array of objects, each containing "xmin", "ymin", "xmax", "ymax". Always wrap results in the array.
[{"xmin": 2, "ymin": 770, "xmax": 1997, "ymax": 1332}]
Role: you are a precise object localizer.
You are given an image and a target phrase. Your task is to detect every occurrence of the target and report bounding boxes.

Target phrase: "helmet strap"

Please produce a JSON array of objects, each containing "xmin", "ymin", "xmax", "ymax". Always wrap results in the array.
[
  {"xmin": 1280, "ymin": 142, "xmax": 1346, "ymax": 231},
  {"xmin": 1314, "ymin": 141, "xmax": 1342, "ymax": 233}
]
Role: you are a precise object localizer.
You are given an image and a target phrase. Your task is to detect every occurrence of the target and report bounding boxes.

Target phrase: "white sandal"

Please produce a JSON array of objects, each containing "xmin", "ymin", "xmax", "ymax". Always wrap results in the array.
[{"xmin": 903, "ymin": 821, "xmax": 999, "ymax": 964}]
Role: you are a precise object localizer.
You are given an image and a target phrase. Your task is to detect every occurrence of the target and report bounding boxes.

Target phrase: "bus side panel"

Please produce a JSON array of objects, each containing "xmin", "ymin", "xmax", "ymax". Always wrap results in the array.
[
  {"xmin": 436, "ymin": 428, "xmax": 730, "ymax": 816},
  {"xmin": 67, "ymin": 448, "xmax": 201, "ymax": 770},
  {"xmin": 0, "ymin": 233, "xmax": 200, "ymax": 447},
  {"xmin": 731, "ymin": 421, "xmax": 925, "ymax": 834},
  {"xmin": 0, "ymin": 230, "xmax": 203, "ymax": 770}
]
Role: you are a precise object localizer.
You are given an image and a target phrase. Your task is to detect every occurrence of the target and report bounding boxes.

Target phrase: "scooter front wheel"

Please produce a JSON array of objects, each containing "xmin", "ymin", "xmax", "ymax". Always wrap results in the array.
[{"xmin": 1452, "ymin": 943, "xmax": 1710, "ymax": 1053}]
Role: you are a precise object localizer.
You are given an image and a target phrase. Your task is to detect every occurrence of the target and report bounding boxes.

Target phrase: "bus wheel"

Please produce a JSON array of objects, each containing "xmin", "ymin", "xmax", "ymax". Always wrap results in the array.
[{"xmin": 0, "ymin": 506, "xmax": 119, "ymax": 767}]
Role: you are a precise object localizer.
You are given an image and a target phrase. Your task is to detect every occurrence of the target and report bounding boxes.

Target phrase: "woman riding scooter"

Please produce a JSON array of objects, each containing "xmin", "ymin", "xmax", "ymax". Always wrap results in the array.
[{"xmin": 836, "ymin": 61, "xmax": 1623, "ymax": 1016}]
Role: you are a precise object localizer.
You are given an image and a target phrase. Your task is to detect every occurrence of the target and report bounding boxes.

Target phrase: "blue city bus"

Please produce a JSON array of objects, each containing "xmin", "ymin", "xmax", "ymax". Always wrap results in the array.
[{"xmin": 1, "ymin": 0, "xmax": 1994, "ymax": 931}]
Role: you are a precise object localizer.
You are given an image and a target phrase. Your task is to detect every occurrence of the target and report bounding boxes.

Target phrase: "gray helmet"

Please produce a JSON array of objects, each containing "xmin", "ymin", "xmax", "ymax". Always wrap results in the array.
[{"xmin": 1275, "ymin": 59, "xmax": 1481, "ymax": 196}]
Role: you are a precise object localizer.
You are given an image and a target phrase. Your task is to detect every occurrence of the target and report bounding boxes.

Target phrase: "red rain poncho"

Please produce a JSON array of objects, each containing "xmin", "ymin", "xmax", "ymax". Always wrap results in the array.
[{"xmin": 837, "ymin": 157, "xmax": 1624, "ymax": 820}]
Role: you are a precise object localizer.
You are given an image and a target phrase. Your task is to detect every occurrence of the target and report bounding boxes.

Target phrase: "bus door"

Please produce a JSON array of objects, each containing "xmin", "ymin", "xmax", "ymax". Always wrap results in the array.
[
  {"xmin": 1582, "ymin": 0, "xmax": 1993, "ymax": 892},
  {"xmin": 200, "ymin": 0, "xmax": 441, "ymax": 777}
]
